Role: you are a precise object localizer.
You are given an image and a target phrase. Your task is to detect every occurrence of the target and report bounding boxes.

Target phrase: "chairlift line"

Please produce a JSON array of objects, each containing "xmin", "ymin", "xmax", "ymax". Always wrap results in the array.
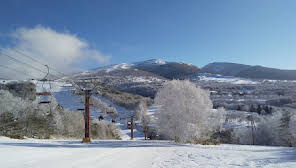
[
  {"xmin": 0, "ymin": 51, "xmax": 61, "ymax": 80},
  {"xmin": 12, "ymin": 48, "xmax": 45, "ymax": 67},
  {"xmin": 0, "ymin": 52, "xmax": 62, "ymax": 80},
  {"xmin": 1, "ymin": 52, "xmax": 48, "ymax": 74},
  {"xmin": 0, "ymin": 64, "xmax": 37, "ymax": 79},
  {"xmin": 9, "ymin": 48, "xmax": 67, "ymax": 77}
]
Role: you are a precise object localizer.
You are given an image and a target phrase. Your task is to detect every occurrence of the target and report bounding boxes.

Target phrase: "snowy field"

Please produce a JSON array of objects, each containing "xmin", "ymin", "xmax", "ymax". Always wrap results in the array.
[
  {"xmin": 198, "ymin": 73, "xmax": 259, "ymax": 85},
  {"xmin": 0, "ymin": 137, "xmax": 296, "ymax": 168}
]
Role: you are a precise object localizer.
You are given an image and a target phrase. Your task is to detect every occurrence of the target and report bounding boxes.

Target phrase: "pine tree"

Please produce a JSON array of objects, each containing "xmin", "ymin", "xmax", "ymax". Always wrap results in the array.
[{"xmin": 257, "ymin": 105, "xmax": 262, "ymax": 115}]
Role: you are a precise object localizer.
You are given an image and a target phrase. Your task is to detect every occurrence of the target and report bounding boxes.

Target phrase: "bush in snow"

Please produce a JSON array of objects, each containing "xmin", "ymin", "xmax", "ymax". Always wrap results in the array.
[
  {"xmin": 233, "ymin": 108, "xmax": 296, "ymax": 146},
  {"xmin": 91, "ymin": 120, "xmax": 121, "ymax": 139},
  {"xmin": 155, "ymin": 80, "xmax": 226, "ymax": 143},
  {"xmin": 49, "ymin": 100, "xmax": 85, "ymax": 138},
  {"xmin": 233, "ymin": 113, "xmax": 281, "ymax": 146},
  {"xmin": 0, "ymin": 90, "xmax": 52, "ymax": 138},
  {"xmin": 0, "ymin": 81, "xmax": 36, "ymax": 101}
]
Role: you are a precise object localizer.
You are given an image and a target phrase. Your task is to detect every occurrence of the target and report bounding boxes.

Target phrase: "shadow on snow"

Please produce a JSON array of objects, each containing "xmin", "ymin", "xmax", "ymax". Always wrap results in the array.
[{"xmin": 0, "ymin": 140, "xmax": 186, "ymax": 149}]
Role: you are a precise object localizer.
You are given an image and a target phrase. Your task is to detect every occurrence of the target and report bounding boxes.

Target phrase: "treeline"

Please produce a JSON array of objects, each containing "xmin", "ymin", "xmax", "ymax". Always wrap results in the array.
[{"xmin": 214, "ymin": 103, "xmax": 273, "ymax": 115}]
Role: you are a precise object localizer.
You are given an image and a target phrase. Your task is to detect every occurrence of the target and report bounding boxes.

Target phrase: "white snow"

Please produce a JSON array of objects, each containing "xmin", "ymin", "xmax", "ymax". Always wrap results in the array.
[
  {"xmin": 198, "ymin": 73, "xmax": 259, "ymax": 85},
  {"xmin": 262, "ymin": 79, "xmax": 296, "ymax": 83},
  {"xmin": 105, "ymin": 63, "xmax": 132, "ymax": 73},
  {"xmin": 0, "ymin": 136, "xmax": 295, "ymax": 168},
  {"xmin": 134, "ymin": 59, "xmax": 167, "ymax": 65},
  {"xmin": 154, "ymin": 59, "xmax": 166, "ymax": 65},
  {"xmin": 127, "ymin": 76, "xmax": 163, "ymax": 83}
]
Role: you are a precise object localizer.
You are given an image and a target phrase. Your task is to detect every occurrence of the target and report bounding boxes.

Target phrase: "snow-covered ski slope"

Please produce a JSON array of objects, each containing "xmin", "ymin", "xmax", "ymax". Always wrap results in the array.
[
  {"xmin": 33, "ymin": 80, "xmax": 144, "ymax": 140},
  {"xmin": 0, "ymin": 137, "xmax": 295, "ymax": 168}
]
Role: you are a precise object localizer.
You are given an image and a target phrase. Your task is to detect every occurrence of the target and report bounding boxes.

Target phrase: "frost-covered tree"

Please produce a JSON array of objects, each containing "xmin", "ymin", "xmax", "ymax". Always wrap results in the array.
[
  {"xmin": 234, "ymin": 113, "xmax": 281, "ymax": 146},
  {"xmin": 0, "ymin": 89, "xmax": 52, "ymax": 138},
  {"xmin": 155, "ymin": 80, "xmax": 226, "ymax": 143},
  {"xmin": 0, "ymin": 89, "xmax": 37, "ymax": 118},
  {"xmin": 135, "ymin": 101, "xmax": 147, "ymax": 121},
  {"xmin": 233, "ymin": 108, "xmax": 296, "ymax": 146},
  {"xmin": 135, "ymin": 101, "xmax": 151, "ymax": 139}
]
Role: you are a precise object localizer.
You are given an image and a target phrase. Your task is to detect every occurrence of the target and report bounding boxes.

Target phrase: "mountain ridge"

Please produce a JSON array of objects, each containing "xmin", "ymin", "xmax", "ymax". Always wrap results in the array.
[{"xmin": 203, "ymin": 62, "xmax": 296, "ymax": 80}]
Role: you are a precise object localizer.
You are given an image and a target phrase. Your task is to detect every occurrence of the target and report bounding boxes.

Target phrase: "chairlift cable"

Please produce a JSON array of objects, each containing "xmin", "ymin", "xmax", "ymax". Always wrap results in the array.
[
  {"xmin": 10, "ymin": 48, "xmax": 67, "ymax": 77},
  {"xmin": 0, "ymin": 51, "xmax": 61, "ymax": 80},
  {"xmin": 1, "ymin": 52, "xmax": 48, "ymax": 74},
  {"xmin": 0, "ymin": 64, "xmax": 37, "ymax": 79}
]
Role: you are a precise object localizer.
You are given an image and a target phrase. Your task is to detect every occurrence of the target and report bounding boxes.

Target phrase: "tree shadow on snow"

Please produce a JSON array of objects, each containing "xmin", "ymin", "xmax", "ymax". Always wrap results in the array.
[
  {"xmin": 249, "ymin": 147, "xmax": 296, "ymax": 164},
  {"xmin": 277, "ymin": 148, "xmax": 296, "ymax": 163},
  {"xmin": 0, "ymin": 140, "xmax": 187, "ymax": 149}
]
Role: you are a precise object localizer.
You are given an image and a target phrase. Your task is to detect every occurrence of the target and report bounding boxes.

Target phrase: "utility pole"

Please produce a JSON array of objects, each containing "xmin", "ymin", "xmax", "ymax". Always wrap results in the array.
[
  {"xmin": 83, "ymin": 89, "xmax": 91, "ymax": 143},
  {"xmin": 130, "ymin": 115, "xmax": 134, "ymax": 140},
  {"xmin": 71, "ymin": 78, "xmax": 102, "ymax": 143}
]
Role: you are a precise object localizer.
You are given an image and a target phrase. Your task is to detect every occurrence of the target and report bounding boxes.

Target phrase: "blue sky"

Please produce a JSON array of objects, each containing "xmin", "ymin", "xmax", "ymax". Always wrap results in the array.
[{"xmin": 1, "ymin": 0, "xmax": 296, "ymax": 70}]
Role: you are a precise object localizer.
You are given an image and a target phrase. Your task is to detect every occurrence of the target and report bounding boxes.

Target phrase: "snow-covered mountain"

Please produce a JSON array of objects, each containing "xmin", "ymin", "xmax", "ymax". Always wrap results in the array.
[
  {"xmin": 72, "ymin": 59, "xmax": 296, "ymax": 98},
  {"xmin": 71, "ymin": 59, "xmax": 281, "ymax": 98},
  {"xmin": 133, "ymin": 59, "xmax": 203, "ymax": 80},
  {"xmin": 202, "ymin": 62, "xmax": 251, "ymax": 76},
  {"xmin": 203, "ymin": 62, "xmax": 296, "ymax": 80},
  {"xmin": 70, "ymin": 59, "xmax": 205, "ymax": 97},
  {"xmin": 91, "ymin": 59, "xmax": 167, "ymax": 73},
  {"xmin": 90, "ymin": 59, "xmax": 203, "ymax": 79}
]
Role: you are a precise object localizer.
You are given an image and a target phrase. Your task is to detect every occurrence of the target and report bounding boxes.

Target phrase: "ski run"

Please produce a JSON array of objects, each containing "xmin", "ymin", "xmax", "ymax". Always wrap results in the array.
[{"xmin": 1, "ymin": 136, "xmax": 296, "ymax": 168}]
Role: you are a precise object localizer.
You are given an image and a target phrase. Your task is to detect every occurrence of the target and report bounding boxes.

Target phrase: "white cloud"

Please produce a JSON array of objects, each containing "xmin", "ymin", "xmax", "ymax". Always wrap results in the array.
[{"xmin": 0, "ymin": 25, "xmax": 111, "ymax": 80}]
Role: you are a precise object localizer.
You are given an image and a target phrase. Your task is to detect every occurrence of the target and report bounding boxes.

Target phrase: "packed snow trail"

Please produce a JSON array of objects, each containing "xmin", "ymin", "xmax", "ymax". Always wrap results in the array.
[{"xmin": 1, "ymin": 137, "xmax": 296, "ymax": 168}]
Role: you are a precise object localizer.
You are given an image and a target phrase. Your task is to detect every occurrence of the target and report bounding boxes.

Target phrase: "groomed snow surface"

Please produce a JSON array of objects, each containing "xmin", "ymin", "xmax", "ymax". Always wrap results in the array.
[{"xmin": 0, "ymin": 137, "xmax": 295, "ymax": 168}]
